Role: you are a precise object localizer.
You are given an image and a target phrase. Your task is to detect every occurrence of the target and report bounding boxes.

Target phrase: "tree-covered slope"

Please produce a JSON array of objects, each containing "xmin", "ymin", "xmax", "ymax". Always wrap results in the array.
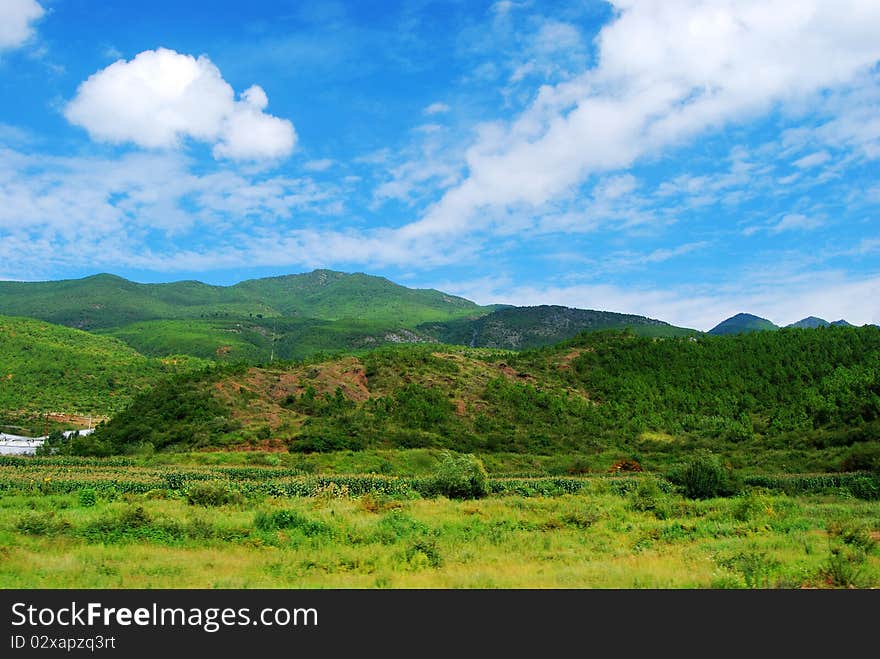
[
  {"xmin": 419, "ymin": 305, "xmax": 698, "ymax": 349},
  {"xmin": 0, "ymin": 270, "xmax": 488, "ymax": 331},
  {"xmin": 231, "ymin": 270, "xmax": 484, "ymax": 325},
  {"xmin": 787, "ymin": 316, "xmax": 831, "ymax": 329},
  {"xmin": 0, "ymin": 315, "xmax": 205, "ymax": 422},
  {"xmin": 708, "ymin": 313, "xmax": 779, "ymax": 335},
  {"xmin": 78, "ymin": 326, "xmax": 880, "ymax": 469}
]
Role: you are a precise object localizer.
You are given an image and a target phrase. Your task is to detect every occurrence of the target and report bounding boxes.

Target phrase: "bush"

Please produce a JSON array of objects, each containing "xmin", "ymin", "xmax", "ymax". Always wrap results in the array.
[
  {"xmin": 253, "ymin": 509, "xmax": 328, "ymax": 536},
  {"xmin": 78, "ymin": 488, "xmax": 97, "ymax": 507},
  {"xmin": 425, "ymin": 451, "xmax": 489, "ymax": 499},
  {"xmin": 821, "ymin": 521, "xmax": 877, "ymax": 587},
  {"xmin": 840, "ymin": 443, "xmax": 880, "ymax": 473},
  {"xmin": 674, "ymin": 453, "xmax": 740, "ymax": 499},
  {"xmin": 629, "ymin": 476, "xmax": 672, "ymax": 518},
  {"xmin": 15, "ymin": 512, "xmax": 72, "ymax": 536},
  {"xmin": 185, "ymin": 481, "xmax": 244, "ymax": 507}
]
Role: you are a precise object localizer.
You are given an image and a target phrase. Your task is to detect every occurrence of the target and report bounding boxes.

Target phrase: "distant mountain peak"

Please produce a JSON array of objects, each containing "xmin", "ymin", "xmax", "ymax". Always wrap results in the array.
[
  {"xmin": 787, "ymin": 316, "xmax": 830, "ymax": 329},
  {"xmin": 708, "ymin": 313, "xmax": 778, "ymax": 335}
]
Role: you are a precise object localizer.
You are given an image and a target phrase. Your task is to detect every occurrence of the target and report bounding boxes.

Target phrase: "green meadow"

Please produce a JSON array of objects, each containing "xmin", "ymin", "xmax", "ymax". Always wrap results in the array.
[{"xmin": 1, "ymin": 453, "xmax": 877, "ymax": 589}]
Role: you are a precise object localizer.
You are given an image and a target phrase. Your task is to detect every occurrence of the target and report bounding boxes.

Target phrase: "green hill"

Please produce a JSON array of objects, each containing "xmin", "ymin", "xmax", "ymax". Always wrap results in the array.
[
  {"xmin": 232, "ymin": 270, "xmax": 482, "ymax": 325},
  {"xmin": 0, "ymin": 270, "xmax": 487, "ymax": 331},
  {"xmin": 0, "ymin": 315, "xmax": 206, "ymax": 429},
  {"xmin": 708, "ymin": 313, "xmax": 779, "ymax": 335},
  {"xmin": 419, "ymin": 305, "xmax": 698, "ymax": 348},
  {"xmin": 787, "ymin": 316, "xmax": 830, "ymax": 329},
  {"xmin": 0, "ymin": 270, "xmax": 494, "ymax": 361},
  {"xmin": 73, "ymin": 326, "xmax": 880, "ymax": 474}
]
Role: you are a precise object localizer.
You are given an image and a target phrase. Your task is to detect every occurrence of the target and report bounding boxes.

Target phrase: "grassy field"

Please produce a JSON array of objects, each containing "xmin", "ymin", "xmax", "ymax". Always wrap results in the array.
[{"xmin": 1, "ymin": 454, "xmax": 877, "ymax": 589}]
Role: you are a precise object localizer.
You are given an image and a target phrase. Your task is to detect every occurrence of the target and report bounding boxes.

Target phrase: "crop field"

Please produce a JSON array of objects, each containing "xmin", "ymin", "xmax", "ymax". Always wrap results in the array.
[{"xmin": 1, "ymin": 454, "xmax": 878, "ymax": 589}]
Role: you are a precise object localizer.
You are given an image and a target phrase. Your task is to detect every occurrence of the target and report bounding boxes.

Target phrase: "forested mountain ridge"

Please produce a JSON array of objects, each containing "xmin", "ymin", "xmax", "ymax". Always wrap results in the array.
[
  {"xmin": 418, "ymin": 305, "xmax": 697, "ymax": 348},
  {"xmin": 0, "ymin": 270, "xmax": 487, "ymax": 330},
  {"xmin": 67, "ymin": 325, "xmax": 880, "ymax": 474},
  {"xmin": 708, "ymin": 313, "xmax": 779, "ymax": 335}
]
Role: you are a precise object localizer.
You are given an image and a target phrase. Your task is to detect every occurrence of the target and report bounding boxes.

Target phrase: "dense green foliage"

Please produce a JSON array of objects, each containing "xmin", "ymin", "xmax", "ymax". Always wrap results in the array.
[
  {"xmin": 708, "ymin": 312, "xmax": 779, "ymax": 335},
  {"xmin": 1, "ymin": 272, "xmax": 706, "ymax": 367},
  {"xmin": 0, "ymin": 270, "xmax": 486, "ymax": 331},
  {"xmin": 546, "ymin": 326, "xmax": 880, "ymax": 440},
  {"xmin": 54, "ymin": 326, "xmax": 877, "ymax": 476},
  {"xmin": 0, "ymin": 270, "xmax": 495, "ymax": 363},
  {"xmin": 423, "ymin": 451, "xmax": 490, "ymax": 499},
  {"xmin": 0, "ymin": 315, "xmax": 203, "ymax": 421},
  {"xmin": 419, "ymin": 304, "xmax": 696, "ymax": 349}
]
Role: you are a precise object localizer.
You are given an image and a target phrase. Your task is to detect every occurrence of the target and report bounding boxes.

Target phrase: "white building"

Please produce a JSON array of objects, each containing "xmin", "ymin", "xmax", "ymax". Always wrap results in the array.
[{"xmin": 0, "ymin": 428, "xmax": 95, "ymax": 455}]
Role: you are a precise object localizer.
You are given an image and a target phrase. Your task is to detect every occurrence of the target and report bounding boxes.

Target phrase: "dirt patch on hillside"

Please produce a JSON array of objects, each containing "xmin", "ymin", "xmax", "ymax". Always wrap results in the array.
[
  {"xmin": 45, "ymin": 412, "xmax": 108, "ymax": 426},
  {"xmin": 557, "ymin": 348, "xmax": 592, "ymax": 371},
  {"xmin": 496, "ymin": 362, "xmax": 535, "ymax": 383}
]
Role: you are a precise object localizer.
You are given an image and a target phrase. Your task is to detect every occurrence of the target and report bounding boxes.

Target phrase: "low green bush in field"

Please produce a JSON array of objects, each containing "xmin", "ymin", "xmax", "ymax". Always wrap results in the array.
[
  {"xmin": 821, "ymin": 521, "xmax": 878, "ymax": 587},
  {"xmin": 78, "ymin": 488, "xmax": 97, "ymax": 507},
  {"xmin": 673, "ymin": 453, "xmax": 741, "ymax": 499},
  {"xmin": 15, "ymin": 512, "xmax": 72, "ymax": 536},
  {"xmin": 253, "ymin": 509, "xmax": 329, "ymax": 537},
  {"xmin": 185, "ymin": 481, "xmax": 244, "ymax": 507},
  {"xmin": 422, "ymin": 451, "xmax": 489, "ymax": 499},
  {"xmin": 628, "ymin": 476, "xmax": 673, "ymax": 519}
]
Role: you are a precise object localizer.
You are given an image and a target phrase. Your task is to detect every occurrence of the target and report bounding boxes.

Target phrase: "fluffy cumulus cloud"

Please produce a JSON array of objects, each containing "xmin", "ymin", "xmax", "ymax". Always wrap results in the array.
[
  {"xmin": 64, "ymin": 48, "xmax": 296, "ymax": 161},
  {"xmin": 0, "ymin": 0, "xmax": 44, "ymax": 51},
  {"xmin": 401, "ymin": 0, "xmax": 880, "ymax": 240}
]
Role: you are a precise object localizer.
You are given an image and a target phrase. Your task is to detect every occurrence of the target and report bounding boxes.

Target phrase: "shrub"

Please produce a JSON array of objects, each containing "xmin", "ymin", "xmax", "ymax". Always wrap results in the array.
[
  {"xmin": 847, "ymin": 475, "xmax": 880, "ymax": 500},
  {"xmin": 732, "ymin": 491, "xmax": 767, "ymax": 522},
  {"xmin": 629, "ymin": 476, "xmax": 672, "ymax": 518},
  {"xmin": 717, "ymin": 548, "xmax": 779, "ymax": 588},
  {"xmin": 253, "ymin": 509, "xmax": 329, "ymax": 537},
  {"xmin": 424, "ymin": 451, "xmax": 489, "ymax": 499},
  {"xmin": 405, "ymin": 539, "xmax": 443, "ymax": 569},
  {"xmin": 185, "ymin": 481, "xmax": 243, "ymax": 507},
  {"xmin": 820, "ymin": 521, "xmax": 876, "ymax": 588},
  {"xmin": 15, "ymin": 512, "xmax": 72, "ymax": 536},
  {"xmin": 840, "ymin": 444, "xmax": 880, "ymax": 473},
  {"xmin": 164, "ymin": 472, "xmax": 187, "ymax": 490},
  {"xmin": 561, "ymin": 507, "xmax": 600, "ymax": 529},
  {"xmin": 373, "ymin": 511, "xmax": 429, "ymax": 544},
  {"xmin": 78, "ymin": 488, "xmax": 97, "ymax": 507},
  {"xmin": 674, "ymin": 453, "xmax": 741, "ymax": 499}
]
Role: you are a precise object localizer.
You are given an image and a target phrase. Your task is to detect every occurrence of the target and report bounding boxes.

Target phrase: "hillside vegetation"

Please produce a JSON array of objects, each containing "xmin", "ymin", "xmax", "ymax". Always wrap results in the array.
[
  {"xmin": 709, "ymin": 313, "xmax": 779, "ymax": 335},
  {"xmin": 419, "ymin": 304, "xmax": 697, "ymax": 348},
  {"xmin": 0, "ymin": 315, "xmax": 206, "ymax": 430},
  {"xmin": 1, "ymin": 271, "xmax": 705, "ymax": 362},
  {"xmin": 65, "ymin": 326, "xmax": 880, "ymax": 474},
  {"xmin": 0, "ymin": 270, "xmax": 487, "ymax": 331}
]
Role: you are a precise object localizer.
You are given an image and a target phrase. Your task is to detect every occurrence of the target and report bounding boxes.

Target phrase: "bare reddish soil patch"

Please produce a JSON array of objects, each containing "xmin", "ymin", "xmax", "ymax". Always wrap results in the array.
[
  {"xmin": 496, "ymin": 362, "xmax": 535, "ymax": 382},
  {"xmin": 556, "ymin": 347, "xmax": 592, "ymax": 371}
]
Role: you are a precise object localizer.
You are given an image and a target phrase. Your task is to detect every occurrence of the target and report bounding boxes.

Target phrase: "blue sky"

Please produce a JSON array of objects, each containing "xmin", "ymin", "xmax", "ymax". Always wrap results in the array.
[{"xmin": 1, "ymin": 0, "xmax": 879, "ymax": 331}]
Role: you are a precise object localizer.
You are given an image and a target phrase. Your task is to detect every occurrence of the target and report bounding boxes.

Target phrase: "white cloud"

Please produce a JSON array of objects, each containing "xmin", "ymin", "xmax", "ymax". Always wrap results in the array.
[
  {"xmin": 440, "ymin": 271, "xmax": 880, "ymax": 331},
  {"xmin": 303, "ymin": 159, "xmax": 334, "ymax": 172},
  {"xmin": 424, "ymin": 102, "xmax": 450, "ymax": 115},
  {"xmin": 0, "ymin": 145, "xmax": 343, "ymax": 278},
  {"xmin": 771, "ymin": 213, "xmax": 823, "ymax": 233},
  {"xmin": 0, "ymin": 0, "xmax": 43, "ymax": 52},
  {"xmin": 793, "ymin": 150, "xmax": 831, "ymax": 168},
  {"xmin": 399, "ymin": 0, "xmax": 880, "ymax": 241},
  {"xmin": 64, "ymin": 48, "xmax": 297, "ymax": 161}
]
